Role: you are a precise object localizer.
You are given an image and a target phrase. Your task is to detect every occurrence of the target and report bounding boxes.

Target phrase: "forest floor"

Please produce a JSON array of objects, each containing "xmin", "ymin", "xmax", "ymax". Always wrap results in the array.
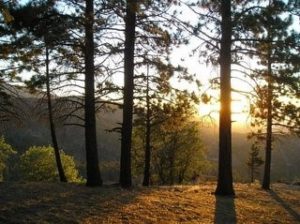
[{"xmin": 0, "ymin": 182, "xmax": 299, "ymax": 224}]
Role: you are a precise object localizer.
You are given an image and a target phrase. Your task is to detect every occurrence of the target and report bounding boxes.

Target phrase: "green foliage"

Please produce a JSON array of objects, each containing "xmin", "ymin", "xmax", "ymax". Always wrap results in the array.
[
  {"xmin": 244, "ymin": 0, "xmax": 300, "ymax": 133},
  {"xmin": 19, "ymin": 146, "xmax": 82, "ymax": 182},
  {"xmin": 156, "ymin": 120, "xmax": 206, "ymax": 184},
  {"xmin": 0, "ymin": 136, "xmax": 16, "ymax": 181},
  {"xmin": 133, "ymin": 110, "xmax": 208, "ymax": 185}
]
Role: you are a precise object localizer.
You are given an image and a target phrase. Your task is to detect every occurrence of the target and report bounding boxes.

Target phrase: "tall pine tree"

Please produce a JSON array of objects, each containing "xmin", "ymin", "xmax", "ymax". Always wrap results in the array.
[
  {"xmin": 120, "ymin": 0, "xmax": 137, "ymax": 188},
  {"xmin": 84, "ymin": 0, "xmax": 102, "ymax": 186}
]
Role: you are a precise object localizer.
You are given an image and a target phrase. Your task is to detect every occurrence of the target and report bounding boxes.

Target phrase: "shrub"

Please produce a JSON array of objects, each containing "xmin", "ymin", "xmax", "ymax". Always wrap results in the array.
[
  {"xmin": 0, "ymin": 136, "xmax": 16, "ymax": 181},
  {"xmin": 19, "ymin": 146, "xmax": 82, "ymax": 182}
]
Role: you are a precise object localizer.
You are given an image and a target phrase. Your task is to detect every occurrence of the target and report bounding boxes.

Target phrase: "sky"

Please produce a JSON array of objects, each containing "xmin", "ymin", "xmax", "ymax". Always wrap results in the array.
[
  {"xmin": 15, "ymin": 0, "xmax": 254, "ymax": 131},
  {"xmin": 168, "ymin": 1, "xmax": 300, "ymax": 132},
  {"xmin": 170, "ymin": 43, "xmax": 253, "ymax": 132},
  {"xmin": 16, "ymin": 0, "xmax": 299, "ymax": 133}
]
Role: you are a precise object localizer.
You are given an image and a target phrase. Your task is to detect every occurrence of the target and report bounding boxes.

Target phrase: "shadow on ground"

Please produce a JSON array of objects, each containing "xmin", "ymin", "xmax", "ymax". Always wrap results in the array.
[
  {"xmin": 214, "ymin": 195, "xmax": 236, "ymax": 224},
  {"xmin": 1, "ymin": 182, "xmax": 299, "ymax": 223},
  {"xmin": 0, "ymin": 182, "xmax": 140, "ymax": 223},
  {"xmin": 269, "ymin": 189, "xmax": 300, "ymax": 222}
]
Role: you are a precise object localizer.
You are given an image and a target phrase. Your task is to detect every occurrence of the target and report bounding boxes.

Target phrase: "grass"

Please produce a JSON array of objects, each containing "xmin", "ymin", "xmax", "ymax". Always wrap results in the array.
[{"xmin": 0, "ymin": 182, "xmax": 299, "ymax": 223}]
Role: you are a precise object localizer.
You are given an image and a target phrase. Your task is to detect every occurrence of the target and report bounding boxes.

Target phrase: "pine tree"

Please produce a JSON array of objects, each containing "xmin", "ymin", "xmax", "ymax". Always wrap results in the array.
[
  {"xmin": 142, "ymin": 64, "xmax": 151, "ymax": 186},
  {"xmin": 132, "ymin": 93, "xmax": 205, "ymax": 185},
  {"xmin": 134, "ymin": 63, "xmax": 197, "ymax": 186},
  {"xmin": 214, "ymin": 0, "xmax": 235, "ymax": 196},
  {"xmin": 247, "ymin": 143, "xmax": 264, "ymax": 183},
  {"xmin": 120, "ymin": 0, "xmax": 137, "ymax": 188},
  {"xmin": 8, "ymin": 1, "xmax": 69, "ymax": 182},
  {"xmin": 189, "ymin": 0, "xmax": 299, "ymax": 193},
  {"xmin": 84, "ymin": 0, "xmax": 102, "ymax": 186},
  {"xmin": 241, "ymin": 0, "xmax": 300, "ymax": 190}
]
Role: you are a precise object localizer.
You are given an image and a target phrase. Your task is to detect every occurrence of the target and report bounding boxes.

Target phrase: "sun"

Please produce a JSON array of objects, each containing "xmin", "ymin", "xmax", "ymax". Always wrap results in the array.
[
  {"xmin": 198, "ymin": 95, "xmax": 250, "ymax": 127},
  {"xmin": 198, "ymin": 103, "xmax": 219, "ymax": 120}
]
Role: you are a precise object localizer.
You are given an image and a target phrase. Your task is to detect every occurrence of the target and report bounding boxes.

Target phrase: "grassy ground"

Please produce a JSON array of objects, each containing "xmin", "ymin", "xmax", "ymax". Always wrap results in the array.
[{"xmin": 0, "ymin": 182, "xmax": 299, "ymax": 223}]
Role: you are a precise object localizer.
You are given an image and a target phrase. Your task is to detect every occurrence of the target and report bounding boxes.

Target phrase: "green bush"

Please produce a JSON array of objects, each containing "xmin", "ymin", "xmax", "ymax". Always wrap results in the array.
[
  {"xmin": 0, "ymin": 136, "xmax": 16, "ymax": 181},
  {"xmin": 19, "ymin": 146, "xmax": 82, "ymax": 182}
]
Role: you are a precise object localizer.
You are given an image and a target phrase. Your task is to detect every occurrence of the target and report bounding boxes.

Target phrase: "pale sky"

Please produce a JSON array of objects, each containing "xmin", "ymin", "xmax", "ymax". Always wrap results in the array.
[{"xmin": 15, "ymin": 0, "xmax": 298, "ymax": 133}]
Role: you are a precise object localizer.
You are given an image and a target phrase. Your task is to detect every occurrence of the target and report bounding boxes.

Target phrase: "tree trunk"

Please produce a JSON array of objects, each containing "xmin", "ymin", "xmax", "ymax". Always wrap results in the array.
[
  {"xmin": 84, "ymin": 0, "xmax": 102, "ymax": 187},
  {"xmin": 250, "ymin": 156, "xmax": 254, "ymax": 183},
  {"xmin": 262, "ymin": 50, "xmax": 273, "ymax": 190},
  {"xmin": 215, "ymin": 0, "xmax": 235, "ymax": 196},
  {"xmin": 45, "ymin": 46, "xmax": 67, "ymax": 183},
  {"xmin": 120, "ymin": 0, "xmax": 137, "ymax": 188},
  {"xmin": 169, "ymin": 136, "xmax": 177, "ymax": 185},
  {"xmin": 169, "ymin": 152, "xmax": 175, "ymax": 185},
  {"xmin": 143, "ymin": 64, "xmax": 151, "ymax": 186}
]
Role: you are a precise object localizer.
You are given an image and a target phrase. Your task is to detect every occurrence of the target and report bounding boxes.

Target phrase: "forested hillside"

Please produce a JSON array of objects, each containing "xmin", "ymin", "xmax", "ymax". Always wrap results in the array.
[
  {"xmin": 201, "ymin": 127, "xmax": 300, "ymax": 183},
  {"xmin": 1, "ymin": 93, "xmax": 299, "ymax": 183}
]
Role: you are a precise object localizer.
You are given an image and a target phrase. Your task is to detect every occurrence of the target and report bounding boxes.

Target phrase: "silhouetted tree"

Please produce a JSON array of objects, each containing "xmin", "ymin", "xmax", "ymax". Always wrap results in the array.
[
  {"xmin": 215, "ymin": 0, "xmax": 235, "ymax": 196},
  {"xmin": 84, "ymin": 0, "xmax": 102, "ymax": 186},
  {"xmin": 119, "ymin": 0, "xmax": 137, "ymax": 188}
]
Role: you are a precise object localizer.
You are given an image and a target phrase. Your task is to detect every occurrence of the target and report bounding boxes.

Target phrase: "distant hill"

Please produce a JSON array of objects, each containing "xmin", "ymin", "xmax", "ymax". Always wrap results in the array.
[
  {"xmin": 200, "ymin": 126, "xmax": 300, "ymax": 182},
  {"xmin": 0, "ymin": 85, "xmax": 299, "ymax": 183}
]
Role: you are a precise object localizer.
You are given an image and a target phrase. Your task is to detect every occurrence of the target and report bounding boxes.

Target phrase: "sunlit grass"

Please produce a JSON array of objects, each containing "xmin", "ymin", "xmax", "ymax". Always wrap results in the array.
[{"xmin": 0, "ymin": 182, "xmax": 299, "ymax": 223}]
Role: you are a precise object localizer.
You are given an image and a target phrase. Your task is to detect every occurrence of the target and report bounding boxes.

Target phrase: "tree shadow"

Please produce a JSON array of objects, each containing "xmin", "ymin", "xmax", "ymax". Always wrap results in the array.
[
  {"xmin": 0, "ymin": 182, "xmax": 143, "ymax": 223},
  {"xmin": 214, "ymin": 195, "xmax": 237, "ymax": 224},
  {"xmin": 269, "ymin": 190, "xmax": 300, "ymax": 222}
]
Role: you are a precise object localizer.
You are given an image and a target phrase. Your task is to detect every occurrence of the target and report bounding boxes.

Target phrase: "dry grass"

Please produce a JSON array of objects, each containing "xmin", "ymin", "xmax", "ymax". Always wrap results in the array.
[{"xmin": 0, "ymin": 182, "xmax": 299, "ymax": 223}]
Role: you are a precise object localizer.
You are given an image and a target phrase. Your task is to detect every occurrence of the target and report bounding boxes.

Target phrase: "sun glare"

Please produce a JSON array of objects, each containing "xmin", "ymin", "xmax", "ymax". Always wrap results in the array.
[{"xmin": 198, "ymin": 95, "xmax": 250, "ymax": 131}]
